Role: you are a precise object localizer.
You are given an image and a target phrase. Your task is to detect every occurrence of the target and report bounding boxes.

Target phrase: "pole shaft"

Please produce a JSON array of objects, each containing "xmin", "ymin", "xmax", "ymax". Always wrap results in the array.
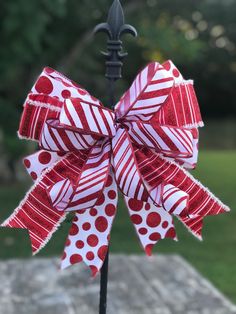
[
  {"xmin": 99, "ymin": 77, "xmax": 116, "ymax": 314},
  {"xmin": 94, "ymin": 2, "xmax": 137, "ymax": 313},
  {"xmin": 99, "ymin": 249, "xmax": 110, "ymax": 314}
]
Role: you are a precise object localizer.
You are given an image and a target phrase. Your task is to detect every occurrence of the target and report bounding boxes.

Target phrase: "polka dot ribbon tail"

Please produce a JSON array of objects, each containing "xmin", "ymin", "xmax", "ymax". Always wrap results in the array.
[{"xmin": 1, "ymin": 60, "xmax": 230, "ymax": 276}]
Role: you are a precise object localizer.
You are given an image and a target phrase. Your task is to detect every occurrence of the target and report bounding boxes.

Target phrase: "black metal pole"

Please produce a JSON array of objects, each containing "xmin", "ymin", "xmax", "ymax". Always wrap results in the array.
[{"xmin": 94, "ymin": 1, "xmax": 137, "ymax": 313}]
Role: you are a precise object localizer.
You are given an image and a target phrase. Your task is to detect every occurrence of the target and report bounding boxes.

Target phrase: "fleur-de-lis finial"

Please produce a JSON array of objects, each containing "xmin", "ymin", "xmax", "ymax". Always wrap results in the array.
[{"xmin": 94, "ymin": 0, "xmax": 137, "ymax": 80}]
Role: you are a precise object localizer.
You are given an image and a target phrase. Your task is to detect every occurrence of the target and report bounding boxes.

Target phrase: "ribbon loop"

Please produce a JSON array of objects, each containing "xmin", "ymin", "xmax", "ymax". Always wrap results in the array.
[
  {"xmin": 115, "ymin": 62, "xmax": 174, "ymax": 121},
  {"xmin": 40, "ymin": 119, "xmax": 98, "ymax": 152},
  {"xmin": 65, "ymin": 140, "xmax": 111, "ymax": 212},
  {"xmin": 112, "ymin": 128, "xmax": 149, "ymax": 201},
  {"xmin": 47, "ymin": 179, "xmax": 75, "ymax": 211},
  {"xmin": 60, "ymin": 98, "xmax": 116, "ymax": 138},
  {"xmin": 127, "ymin": 120, "xmax": 194, "ymax": 159}
]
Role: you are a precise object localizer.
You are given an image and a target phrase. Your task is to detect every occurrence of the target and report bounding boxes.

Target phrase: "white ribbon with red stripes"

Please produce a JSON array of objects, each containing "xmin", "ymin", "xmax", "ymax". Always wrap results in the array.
[{"xmin": 2, "ymin": 60, "xmax": 229, "ymax": 275}]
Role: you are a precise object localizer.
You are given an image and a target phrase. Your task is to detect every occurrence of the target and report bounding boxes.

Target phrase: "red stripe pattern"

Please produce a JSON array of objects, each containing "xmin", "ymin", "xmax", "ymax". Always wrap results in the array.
[
  {"xmin": 135, "ymin": 147, "xmax": 229, "ymax": 235},
  {"xmin": 115, "ymin": 62, "xmax": 174, "ymax": 121},
  {"xmin": 152, "ymin": 61, "xmax": 203, "ymax": 128},
  {"xmin": 127, "ymin": 121, "xmax": 194, "ymax": 158},
  {"xmin": 47, "ymin": 178, "xmax": 75, "ymax": 211},
  {"xmin": 1, "ymin": 60, "xmax": 229, "ymax": 275},
  {"xmin": 40, "ymin": 119, "xmax": 98, "ymax": 152},
  {"xmin": 112, "ymin": 128, "xmax": 149, "ymax": 201},
  {"xmin": 66, "ymin": 140, "xmax": 111, "ymax": 212},
  {"xmin": 60, "ymin": 99, "xmax": 116, "ymax": 137},
  {"xmin": 61, "ymin": 172, "xmax": 118, "ymax": 276},
  {"xmin": 2, "ymin": 152, "xmax": 87, "ymax": 253}
]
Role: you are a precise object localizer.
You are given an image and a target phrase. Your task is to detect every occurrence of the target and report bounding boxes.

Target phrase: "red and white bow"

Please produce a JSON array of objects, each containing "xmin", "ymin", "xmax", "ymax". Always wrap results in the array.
[{"xmin": 2, "ymin": 60, "xmax": 229, "ymax": 276}]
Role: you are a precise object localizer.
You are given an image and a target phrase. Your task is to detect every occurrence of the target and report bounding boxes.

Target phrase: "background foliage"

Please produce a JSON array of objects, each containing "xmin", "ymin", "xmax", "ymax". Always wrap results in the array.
[{"xmin": 0, "ymin": 0, "xmax": 236, "ymax": 175}]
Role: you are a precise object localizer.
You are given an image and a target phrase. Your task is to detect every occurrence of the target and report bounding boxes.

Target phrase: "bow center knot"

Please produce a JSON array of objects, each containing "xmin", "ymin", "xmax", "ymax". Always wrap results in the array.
[{"xmin": 114, "ymin": 117, "xmax": 129, "ymax": 131}]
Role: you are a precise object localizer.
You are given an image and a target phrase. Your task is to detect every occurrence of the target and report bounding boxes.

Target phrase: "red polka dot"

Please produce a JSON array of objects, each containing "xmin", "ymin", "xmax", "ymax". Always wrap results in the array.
[
  {"xmin": 139, "ymin": 228, "xmax": 148, "ymax": 235},
  {"xmin": 165, "ymin": 227, "xmax": 176, "ymax": 239},
  {"xmin": 61, "ymin": 90, "xmax": 71, "ymax": 99},
  {"xmin": 149, "ymin": 232, "xmax": 161, "ymax": 241},
  {"xmin": 106, "ymin": 175, "xmax": 113, "ymax": 187},
  {"xmin": 107, "ymin": 234, "xmax": 111, "ymax": 241},
  {"xmin": 45, "ymin": 68, "xmax": 54, "ymax": 74},
  {"xmin": 62, "ymin": 252, "xmax": 67, "ymax": 260},
  {"xmin": 90, "ymin": 208, "xmax": 98, "ymax": 216},
  {"xmin": 131, "ymin": 214, "xmax": 142, "ymax": 225},
  {"xmin": 147, "ymin": 212, "xmax": 161, "ymax": 228},
  {"xmin": 38, "ymin": 152, "xmax": 52, "ymax": 165},
  {"xmin": 95, "ymin": 216, "xmax": 108, "ymax": 233},
  {"xmin": 69, "ymin": 223, "xmax": 79, "ymax": 236},
  {"xmin": 162, "ymin": 221, "xmax": 169, "ymax": 229},
  {"xmin": 73, "ymin": 216, "xmax": 79, "ymax": 222},
  {"xmin": 145, "ymin": 203, "xmax": 151, "ymax": 211},
  {"xmin": 90, "ymin": 265, "xmax": 98, "ymax": 277},
  {"xmin": 108, "ymin": 190, "xmax": 116, "ymax": 200},
  {"xmin": 91, "ymin": 96, "xmax": 98, "ymax": 102},
  {"xmin": 24, "ymin": 159, "xmax": 31, "ymax": 168},
  {"xmin": 82, "ymin": 223, "xmax": 91, "ymax": 231},
  {"xmin": 30, "ymin": 172, "xmax": 37, "ymax": 180},
  {"xmin": 70, "ymin": 254, "xmax": 82, "ymax": 264},
  {"xmin": 35, "ymin": 76, "xmax": 53, "ymax": 94},
  {"xmin": 65, "ymin": 239, "xmax": 71, "ymax": 247},
  {"xmin": 96, "ymin": 193, "xmax": 105, "ymax": 206},
  {"xmin": 173, "ymin": 69, "xmax": 180, "ymax": 78},
  {"xmin": 76, "ymin": 240, "xmax": 84, "ymax": 249},
  {"xmin": 86, "ymin": 251, "xmax": 95, "ymax": 261},
  {"xmin": 145, "ymin": 244, "xmax": 154, "ymax": 256},
  {"xmin": 78, "ymin": 89, "xmax": 87, "ymax": 95},
  {"xmin": 105, "ymin": 204, "xmax": 116, "ymax": 217},
  {"xmin": 128, "ymin": 199, "xmax": 143, "ymax": 211},
  {"xmin": 98, "ymin": 245, "xmax": 108, "ymax": 260},
  {"xmin": 164, "ymin": 61, "xmax": 171, "ymax": 71},
  {"xmin": 62, "ymin": 81, "xmax": 72, "ymax": 88},
  {"xmin": 87, "ymin": 234, "xmax": 99, "ymax": 247}
]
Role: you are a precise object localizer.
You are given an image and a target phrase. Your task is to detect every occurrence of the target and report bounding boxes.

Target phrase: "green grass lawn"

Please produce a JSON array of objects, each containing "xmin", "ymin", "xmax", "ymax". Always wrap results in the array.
[{"xmin": 0, "ymin": 151, "xmax": 236, "ymax": 302}]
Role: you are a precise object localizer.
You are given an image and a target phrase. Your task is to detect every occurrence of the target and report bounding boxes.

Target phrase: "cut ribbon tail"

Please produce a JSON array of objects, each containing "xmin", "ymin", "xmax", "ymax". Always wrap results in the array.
[
  {"xmin": 134, "ymin": 148, "xmax": 230, "ymax": 239},
  {"xmin": 179, "ymin": 215, "xmax": 204, "ymax": 241},
  {"xmin": 61, "ymin": 171, "xmax": 118, "ymax": 276},
  {"xmin": 125, "ymin": 197, "xmax": 177, "ymax": 256},
  {"xmin": 1, "ymin": 152, "xmax": 87, "ymax": 254}
]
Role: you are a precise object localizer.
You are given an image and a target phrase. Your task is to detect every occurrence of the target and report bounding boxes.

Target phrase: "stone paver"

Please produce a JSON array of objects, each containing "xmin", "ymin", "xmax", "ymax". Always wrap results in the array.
[{"xmin": 0, "ymin": 255, "xmax": 235, "ymax": 314}]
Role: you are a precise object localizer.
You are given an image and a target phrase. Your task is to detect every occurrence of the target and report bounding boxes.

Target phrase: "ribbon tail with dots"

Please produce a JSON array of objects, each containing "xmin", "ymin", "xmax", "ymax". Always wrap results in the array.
[
  {"xmin": 125, "ymin": 197, "xmax": 177, "ymax": 256},
  {"xmin": 61, "ymin": 171, "xmax": 118, "ymax": 276}
]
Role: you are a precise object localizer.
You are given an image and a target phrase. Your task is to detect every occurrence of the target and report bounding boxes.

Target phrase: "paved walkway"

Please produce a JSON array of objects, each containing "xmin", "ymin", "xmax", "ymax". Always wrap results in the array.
[{"xmin": 0, "ymin": 255, "xmax": 235, "ymax": 314}]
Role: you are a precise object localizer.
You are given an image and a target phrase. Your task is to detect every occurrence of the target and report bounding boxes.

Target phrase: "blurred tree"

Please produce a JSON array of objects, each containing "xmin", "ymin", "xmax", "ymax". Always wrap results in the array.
[{"xmin": 0, "ymin": 0, "xmax": 235, "ymax": 178}]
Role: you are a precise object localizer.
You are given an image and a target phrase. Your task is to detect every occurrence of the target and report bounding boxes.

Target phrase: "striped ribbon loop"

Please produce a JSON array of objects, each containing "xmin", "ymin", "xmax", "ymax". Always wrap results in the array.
[
  {"xmin": 115, "ymin": 62, "xmax": 174, "ymax": 121},
  {"xmin": 112, "ymin": 127, "xmax": 165, "ymax": 206},
  {"xmin": 127, "ymin": 120, "xmax": 194, "ymax": 159},
  {"xmin": 65, "ymin": 140, "xmax": 111, "ymax": 212},
  {"xmin": 112, "ymin": 127, "xmax": 149, "ymax": 201},
  {"xmin": 47, "ymin": 179, "xmax": 75, "ymax": 211},
  {"xmin": 40, "ymin": 119, "xmax": 98, "ymax": 152},
  {"xmin": 60, "ymin": 98, "xmax": 116, "ymax": 138}
]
